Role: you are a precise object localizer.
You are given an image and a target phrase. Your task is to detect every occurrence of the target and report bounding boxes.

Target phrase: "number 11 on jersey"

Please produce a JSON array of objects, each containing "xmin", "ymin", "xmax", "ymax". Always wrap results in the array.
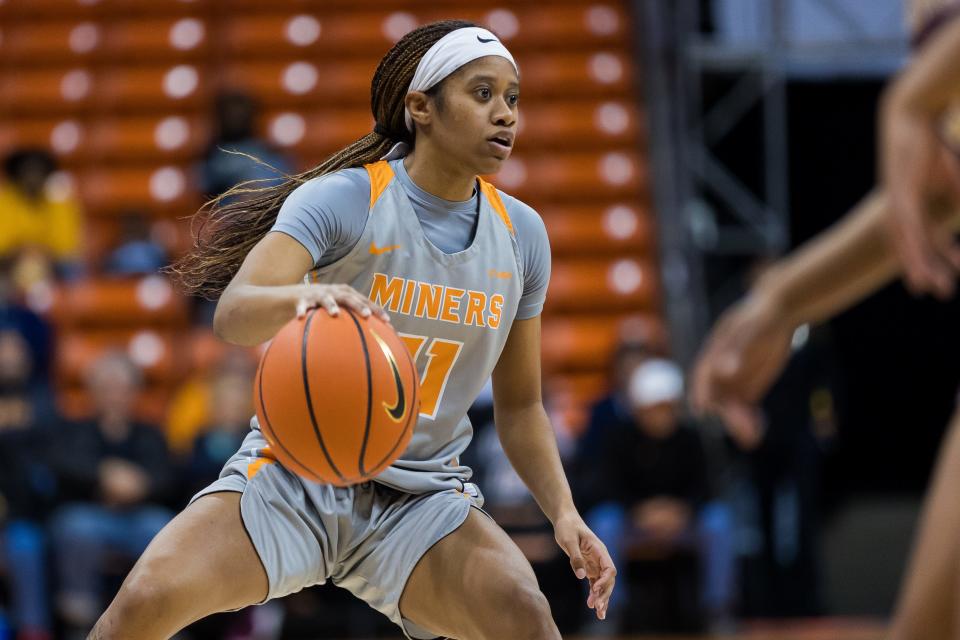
[{"xmin": 398, "ymin": 333, "xmax": 463, "ymax": 420}]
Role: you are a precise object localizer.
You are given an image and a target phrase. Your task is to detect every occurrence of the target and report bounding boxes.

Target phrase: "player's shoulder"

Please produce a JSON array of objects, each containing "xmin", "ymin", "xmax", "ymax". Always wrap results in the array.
[
  {"xmin": 284, "ymin": 166, "xmax": 371, "ymax": 209},
  {"xmin": 496, "ymin": 190, "xmax": 547, "ymax": 240}
]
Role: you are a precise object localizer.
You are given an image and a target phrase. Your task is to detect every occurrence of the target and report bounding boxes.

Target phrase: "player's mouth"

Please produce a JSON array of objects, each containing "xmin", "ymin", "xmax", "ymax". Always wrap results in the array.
[{"xmin": 487, "ymin": 132, "xmax": 514, "ymax": 158}]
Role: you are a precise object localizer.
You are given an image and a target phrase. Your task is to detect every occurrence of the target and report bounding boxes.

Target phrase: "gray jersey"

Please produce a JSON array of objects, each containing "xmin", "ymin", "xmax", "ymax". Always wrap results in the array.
[
  {"xmin": 264, "ymin": 160, "xmax": 540, "ymax": 494},
  {"xmin": 272, "ymin": 158, "xmax": 550, "ymax": 319}
]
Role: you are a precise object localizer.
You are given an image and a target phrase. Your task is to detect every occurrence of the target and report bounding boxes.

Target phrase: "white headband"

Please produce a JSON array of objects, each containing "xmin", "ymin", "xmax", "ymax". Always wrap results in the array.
[{"xmin": 382, "ymin": 27, "xmax": 518, "ymax": 161}]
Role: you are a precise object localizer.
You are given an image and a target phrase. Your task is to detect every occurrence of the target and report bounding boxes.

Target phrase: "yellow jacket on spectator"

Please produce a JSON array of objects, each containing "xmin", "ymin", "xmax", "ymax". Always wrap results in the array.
[{"xmin": 0, "ymin": 182, "xmax": 83, "ymax": 260}]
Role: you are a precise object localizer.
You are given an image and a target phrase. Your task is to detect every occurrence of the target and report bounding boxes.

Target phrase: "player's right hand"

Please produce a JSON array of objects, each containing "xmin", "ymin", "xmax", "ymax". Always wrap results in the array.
[
  {"xmin": 689, "ymin": 291, "xmax": 794, "ymax": 449},
  {"xmin": 295, "ymin": 283, "xmax": 391, "ymax": 323},
  {"xmin": 881, "ymin": 91, "xmax": 960, "ymax": 299}
]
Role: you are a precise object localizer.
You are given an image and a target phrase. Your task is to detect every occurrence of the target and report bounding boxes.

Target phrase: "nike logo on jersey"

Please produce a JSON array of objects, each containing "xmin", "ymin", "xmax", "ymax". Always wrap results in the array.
[
  {"xmin": 477, "ymin": 35, "xmax": 497, "ymax": 43},
  {"xmin": 488, "ymin": 269, "xmax": 512, "ymax": 279},
  {"xmin": 370, "ymin": 273, "xmax": 505, "ymax": 329},
  {"xmin": 370, "ymin": 242, "xmax": 402, "ymax": 255},
  {"xmin": 370, "ymin": 329, "xmax": 407, "ymax": 423}
]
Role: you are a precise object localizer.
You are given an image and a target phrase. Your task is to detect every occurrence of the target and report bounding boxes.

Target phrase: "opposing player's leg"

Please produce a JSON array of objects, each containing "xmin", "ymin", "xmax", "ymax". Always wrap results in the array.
[
  {"xmin": 399, "ymin": 508, "xmax": 561, "ymax": 640},
  {"xmin": 888, "ymin": 409, "xmax": 960, "ymax": 640},
  {"xmin": 89, "ymin": 492, "xmax": 268, "ymax": 640}
]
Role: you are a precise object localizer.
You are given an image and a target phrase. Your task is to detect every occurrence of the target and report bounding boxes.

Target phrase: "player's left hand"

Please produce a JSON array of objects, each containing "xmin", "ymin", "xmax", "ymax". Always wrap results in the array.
[{"xmin": 554, "ymin": 513, "xmax": 616, "ymax": 620}]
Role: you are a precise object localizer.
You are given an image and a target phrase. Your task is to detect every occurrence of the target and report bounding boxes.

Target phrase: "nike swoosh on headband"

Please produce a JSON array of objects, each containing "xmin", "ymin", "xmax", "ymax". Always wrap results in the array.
[{"xmin": 477, "ymin": 35, "xmax": 497, "ymax": 43}]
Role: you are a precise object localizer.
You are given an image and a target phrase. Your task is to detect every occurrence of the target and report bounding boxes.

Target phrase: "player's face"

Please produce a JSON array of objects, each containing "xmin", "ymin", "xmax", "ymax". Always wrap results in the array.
[{"xmin": 432, "ymin": 56, "xmax": 520, "ymax": 175}]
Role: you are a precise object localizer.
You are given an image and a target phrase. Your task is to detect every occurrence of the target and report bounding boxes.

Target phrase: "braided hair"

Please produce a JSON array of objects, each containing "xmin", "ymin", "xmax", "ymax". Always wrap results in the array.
[{"xmin": 168, "ymin": 19, "xmax": 477, "ymax": 299}]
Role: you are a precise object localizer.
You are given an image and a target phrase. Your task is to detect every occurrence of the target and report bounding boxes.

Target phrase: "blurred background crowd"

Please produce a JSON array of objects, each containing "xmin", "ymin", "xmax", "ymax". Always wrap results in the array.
[{"xmin": 0, "ymin": 0, "xmax": 956, "ymax": 638}]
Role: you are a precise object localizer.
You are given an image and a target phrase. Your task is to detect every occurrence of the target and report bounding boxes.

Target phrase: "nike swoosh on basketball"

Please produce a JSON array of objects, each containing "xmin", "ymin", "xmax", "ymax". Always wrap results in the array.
[
  {"xmin": 369, "ymin": 242, "xmax": 401, "ymax": 255},
  {"xmin": 477, "ymin": 35, "xmax": 497, "ymax": 43},
  {"xmin": 370, "ymin": 330, "xmax": 407, "ymax": 423}
]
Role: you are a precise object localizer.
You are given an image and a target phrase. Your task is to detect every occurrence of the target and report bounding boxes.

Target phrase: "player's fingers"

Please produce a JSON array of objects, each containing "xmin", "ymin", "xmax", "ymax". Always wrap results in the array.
[
  {"xmin": 336, "ymin": 294, "xmax": 373, "ymax": 318},
  {"xmin": 295, "ymin": 298, "xmax": 310, "ymax": 319},
  {"xmin": 558, "ymin": 533, "xmax": 587, "ymax": 580},
  {"xmin": 319, "ymin": 293, "xmax": 340, "ymax": 317}
]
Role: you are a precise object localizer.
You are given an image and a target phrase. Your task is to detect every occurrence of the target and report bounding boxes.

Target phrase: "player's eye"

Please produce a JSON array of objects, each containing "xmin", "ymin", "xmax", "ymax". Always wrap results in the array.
[
  {"xmin": 476, "ymin": 87, "xmax": 491, "ymax": 100},
  {"xmin": 507, "ymin": 94, "xmax": 520, "ymax": 106}
]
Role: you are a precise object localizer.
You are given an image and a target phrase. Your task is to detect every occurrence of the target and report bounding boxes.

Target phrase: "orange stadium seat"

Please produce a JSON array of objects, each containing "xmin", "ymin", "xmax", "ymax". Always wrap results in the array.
[
  {"xmin": 518, "ymin": 52, "xmax": 634, "ymax": 100},
  {"xmin": 76, "ymin": 165, "xmax": 198, "ymax": 214},
  {"xmin": 0, "ymin": 0, "xmax": 214, "ymax": 19},
  {"xmin": 0, "ymin": 21, "xmax": 100, "ymax": 65},
  {"xmin": 97, "ymin": 65, "xmax": 211, "ymax": 112},
  {"xmin": 541, "ymin": 313, "xmax": 665, "ymax": 373},
  {"xmin": 99, "ymin": 17, "xmax": 212, "ymax": 61},
  {"xmin": 547, "ymin": 371, "xmax": 609, "ymax": 420},
  {"xmin": 56, "ymin": 328, "xmax": 185, "ymax": 386},
  {"xmin": 519, "ymin": 101, "xmax": 644, "ymax": 150},
  {"xmin": 50, "ymin": 277, "xmax": 189, "ymax": 328},
  {"xmin": 539, "ymin": 203, "xmax": 653, "ymax": 256},
  {"xmin": 546, "ymin": 257, "xmax": 658, "ymax": 312},
  {"xmin": 86, "ymin": 116, "xmax": 210, "ymax": 162},
  {"xmin": 260, "ymin": 109, "xmax": 373, "ymax": 158},
  {"xmin": 419, "ymin": 4, "xmax": 630, "ymax": 51},
  {"xmin": 221, "ymin": 12, "xmax": 395, "ymax": 59},
  {"xmin": 0, "ymin": 68, "xmax": 96, "ymax": 115},
  {"xmin": 486, "ymin": 151, "xmax": 646, "ymax": 202},
  {"xmin": 222, "ymin": 60, "xmax": 374, "ymax": 108}
]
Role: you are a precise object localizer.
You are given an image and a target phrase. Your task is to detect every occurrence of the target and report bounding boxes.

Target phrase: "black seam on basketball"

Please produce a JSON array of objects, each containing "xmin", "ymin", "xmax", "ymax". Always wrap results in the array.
[
  {"xmin": 368, "ymin": 336, "xmax": 419, "ymax": 473},
  {"xmin": 301, "ymin": 308, "xmax": 346, "ymax": 483},
  {"xmin": 345, "ymin": 308, "xmax": 374, "ymax": 476},
  {"xmin": 257, "ymin": 343, "xmax": 324, "ymax": 483}
]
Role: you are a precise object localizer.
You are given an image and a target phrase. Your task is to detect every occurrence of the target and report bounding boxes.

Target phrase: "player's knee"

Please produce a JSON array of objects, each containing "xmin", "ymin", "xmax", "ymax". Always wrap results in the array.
[{"xmin": 487, "ymin": 582, "xmax": 556, "ymax": 639}]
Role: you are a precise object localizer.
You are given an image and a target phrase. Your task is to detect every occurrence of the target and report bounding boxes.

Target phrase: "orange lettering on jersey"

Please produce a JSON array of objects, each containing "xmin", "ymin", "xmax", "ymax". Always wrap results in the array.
[
  {"xmin": 399, "ymin": 279, "xmax": 417, "ymax": 315},
  {"xmin": 487, "ymin": 294, "xmax": 504, "ymax": 329},
  {"xmin": 414, "ymin": 282, "xmax": 444, "ymax": 319},
  {"xmin": 464, "ymin": 290, "xmax": 488, "ymax": 327},
  {"xmin": 440, "ymin": 287, "xmax": 466, "ymax": 323},
  {"xmin": 369, "ymin": 273, "xmax": 404, "ymax": 312}
]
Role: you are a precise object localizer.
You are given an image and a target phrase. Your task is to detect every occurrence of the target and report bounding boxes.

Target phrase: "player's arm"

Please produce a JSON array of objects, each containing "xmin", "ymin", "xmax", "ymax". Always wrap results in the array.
[
  {"xmin": 212, "ymin": 232, "xmax": 388, "ymax": 347},
  {"xmin": 881, "ymin": 16, "xmax": 960, "ymax": 297},
  {"xmin": 491, "ymin": 316, "xmax": 616, "ymax": 620}
]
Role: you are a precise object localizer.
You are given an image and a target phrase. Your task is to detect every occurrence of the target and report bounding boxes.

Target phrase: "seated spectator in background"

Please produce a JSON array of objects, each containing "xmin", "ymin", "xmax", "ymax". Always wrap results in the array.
[
  {"xmin": 165, "ymin": 347, "xmax": 257, "ymax": 456},
  {"xmin": 585, "ymin": 359, "xmax": 735, "ymax": 633},
  {"xmin": 102, "ymin": 211, "xmax": 168, "ymax": 277},
  {"xmin": 0, "ymin": 256, "xmax": 53, "ymax": 384},
  {"xmin": 0, "ymin": 148, "xmax": 84, "ymax": 282},
  {"xmin": 0, "ymin": 330, "xmax": 58, "ymax": 640},
  {"xmin": 200, "ymin": 91, "xmax": 293, "ymax": 198},
  {"xmin": 180, "ymin": 364, "xmax": 254, "ymax": 501},
  {"xmin": 49, "ymin": 352, "xmax": 174, "ymax": 632}
]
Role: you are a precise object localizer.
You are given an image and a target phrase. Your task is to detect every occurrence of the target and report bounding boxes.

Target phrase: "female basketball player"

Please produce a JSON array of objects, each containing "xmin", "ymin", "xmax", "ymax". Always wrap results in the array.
[
  {"xmin": 89, "ymin": 20, "xmax": 615, "ymax": 640},
  {"xmin": 692, "ymin": 6, "xmax": 960, "ymax": 639}
]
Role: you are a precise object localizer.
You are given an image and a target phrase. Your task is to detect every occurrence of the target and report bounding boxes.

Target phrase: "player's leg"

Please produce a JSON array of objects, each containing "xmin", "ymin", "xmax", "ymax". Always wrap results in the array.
[
  {"xmin": 89, "ymin": 492, "xmax": 268, "ymax": 640},
  {"xmin": 888, "ymin": 409, "xmax": 960, "ymax": 640},
  {"xmin": 399, "ymin": 508, "xmax": 561, "ymax": 640}
]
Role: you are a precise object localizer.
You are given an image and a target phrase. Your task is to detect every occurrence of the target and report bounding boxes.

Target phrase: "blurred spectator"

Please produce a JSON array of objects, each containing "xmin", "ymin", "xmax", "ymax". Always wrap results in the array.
[
  {"xmin": 0, "ymin": 330, "xmax": 58, "ymax": 640},
  {"xmin": 48, "ymin": 352, "xmax": 174, "ymax": 631},
  {"xmin": 200, "ymin": 91, "xmax": 293, "ymax": 198},
  {"xmin": 0, "ymin": 148, "xmax": 84, "ymax": 281},
  {"xmin": 102, "ymin": 211, "xmax": 168, "ymax": 277},
  {"xmin": 180, "ymin": 364, "xmax": 254, "ymax": 500},
  {"xmin": 165, "ymin": 346, "xmax": 257, "ymax": 456},
  {"xmin": 0, "ymin": 257, "xmax": 53, "ymax": 382},
  {"xmin": 584, "ymin": 359, "xmax": 735, "ymax": 634}
]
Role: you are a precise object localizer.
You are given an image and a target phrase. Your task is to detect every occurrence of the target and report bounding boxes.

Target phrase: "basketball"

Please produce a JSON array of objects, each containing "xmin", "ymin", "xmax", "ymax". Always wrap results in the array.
[{"xmin": 254, "ymin": 308, "xmax": 419, "ymax": 486}]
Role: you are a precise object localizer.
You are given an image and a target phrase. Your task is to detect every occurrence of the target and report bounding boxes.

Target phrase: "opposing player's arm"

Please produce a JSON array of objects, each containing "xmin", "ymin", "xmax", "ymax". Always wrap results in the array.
[{"xmin": 213, "ymin": 232, "xmax": 387, "ymax": 347}]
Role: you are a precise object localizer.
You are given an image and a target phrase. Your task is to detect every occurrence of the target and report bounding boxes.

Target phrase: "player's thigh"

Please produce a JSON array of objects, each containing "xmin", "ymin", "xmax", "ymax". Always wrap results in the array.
[
  {"xmin": 103, "ymin": 491, "xmax": 268, "ymax": 630},
  {"xmin": 399, "ymin": 508, "xmax": 559, "ymax": 640}
]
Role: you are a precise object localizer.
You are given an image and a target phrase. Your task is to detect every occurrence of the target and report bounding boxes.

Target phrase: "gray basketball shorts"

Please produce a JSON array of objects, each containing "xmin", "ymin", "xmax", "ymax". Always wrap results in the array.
[{"xmin": 190, "ymin": 429, "xmax": 484, "ymax": 640}]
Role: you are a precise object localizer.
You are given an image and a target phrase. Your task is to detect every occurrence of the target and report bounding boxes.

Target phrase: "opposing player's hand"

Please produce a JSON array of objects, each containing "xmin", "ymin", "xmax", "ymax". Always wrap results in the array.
[
  {"xmin": 881, "ymin": 93, "xmax": 960, "ymax": 299},
  {"xmin": 554, "ymin": 513, "xmax": 616, "ymax": 620},
  {"xmin": 295, "ymin": 283, "xmax": 391, "ymax": 323},
  {"xmin": 690, "ymin": 291, "xmax": 794, "ymax": 447}
]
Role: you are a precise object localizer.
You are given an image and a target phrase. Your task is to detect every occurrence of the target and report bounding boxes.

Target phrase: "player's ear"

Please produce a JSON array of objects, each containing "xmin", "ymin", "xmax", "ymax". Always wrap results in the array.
[{"xmin": 405, "ymin": 91, "xmax": 432, "ymax": 128}]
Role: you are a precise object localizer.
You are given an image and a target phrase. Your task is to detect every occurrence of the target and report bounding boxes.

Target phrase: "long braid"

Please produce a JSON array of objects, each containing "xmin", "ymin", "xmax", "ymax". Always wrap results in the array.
[{"xmin": 167, "ymin": 19, "xmax": 477, "ymax": 300}]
